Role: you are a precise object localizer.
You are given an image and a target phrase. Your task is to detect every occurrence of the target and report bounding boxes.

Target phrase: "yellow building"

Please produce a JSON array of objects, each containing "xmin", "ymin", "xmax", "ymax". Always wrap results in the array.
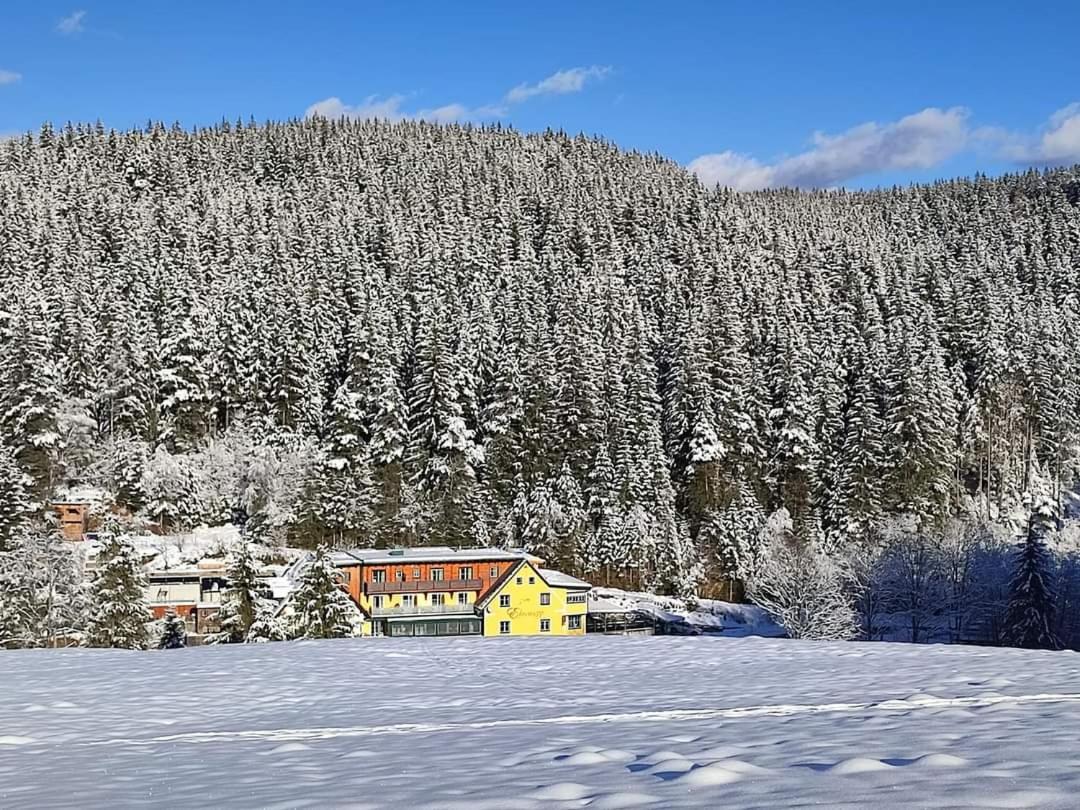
[
  {"xmin": 325, "ymin": 547, "xmax": 590, "ymax": 638},
  {"xmin": 477, "ymin": 559, "xmax": 589, "ymax": 636}
]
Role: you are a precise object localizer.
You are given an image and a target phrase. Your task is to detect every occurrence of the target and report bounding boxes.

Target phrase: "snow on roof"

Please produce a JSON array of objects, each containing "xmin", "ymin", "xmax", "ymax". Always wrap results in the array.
[
  {"xmin": 333, "ymin": 547, "xmax": 532, "ymax": 566},
  {"xmin": 263, "ymin": 576, "xmax": 294, "ymax": 600},
  {"xmin": 146, "ymin": 568, "xmax": 213, "ymax": 579},
  {"xmin": 587, "ymin": 594, "xmax": 630, "ymax": 614},
  {"xmin": 51, "ymin": 485, "xmax": 111, "ymax": 505},
  {"xmin": 538, "ymin": 567, "xmax": 591, "ymax": 590}
]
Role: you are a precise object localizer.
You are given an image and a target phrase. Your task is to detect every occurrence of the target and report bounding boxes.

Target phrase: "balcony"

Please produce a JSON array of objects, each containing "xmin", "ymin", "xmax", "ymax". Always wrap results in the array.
[
  {"xmin": 365, "ymin": 578, "xmax": 482, "ymax": 595},
  {"xmin": 371, "ymin": 603, "xmax": 478, "ymax": 617}
]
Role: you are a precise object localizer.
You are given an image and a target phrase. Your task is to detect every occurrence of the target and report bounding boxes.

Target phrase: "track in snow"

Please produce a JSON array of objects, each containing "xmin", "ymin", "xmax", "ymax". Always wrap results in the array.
[{"xmin": 77, "ymin": 690, "xmax": 1080, "ymax": 748}]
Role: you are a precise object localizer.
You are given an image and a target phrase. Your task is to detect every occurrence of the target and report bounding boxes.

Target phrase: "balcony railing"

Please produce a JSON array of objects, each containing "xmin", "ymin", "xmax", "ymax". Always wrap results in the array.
[
  {"xmin": 366, "ymin": 578, "xmax": 482, "ymax": 595},
  {"xmin": 371, "ymin": 603, "xmax": 478, "ymax": 617}
]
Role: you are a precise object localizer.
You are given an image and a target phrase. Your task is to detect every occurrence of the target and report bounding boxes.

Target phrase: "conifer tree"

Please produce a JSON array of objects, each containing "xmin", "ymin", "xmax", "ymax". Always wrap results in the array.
[
  {"xmin": 247, "ymin": 600, "xmax": 287, "ymax": 643},
  {"xmin": 86, "ymin": 531, "xmax": 150, "ymax": 649},
  {"xmin": 0, "ymin": 443, "xmax": 30, "ymax": 552},
  {"xmin": 158, "ymin": 612, "xmax": 187, "ymax": 649},
  {"xmin": 0, "ymin": 291, "xmax": 64, "ymax": 500},
  {"xmin": 212, "ymin": 540, "xmax": 270, "ymax": 643},
  {"xmin": 1004, "ymin": 499, "xmax": 1063, "ymax": 650},
  {"xmin": 287, "ymin": 548, "xmax": 360, "ymax": 639}
]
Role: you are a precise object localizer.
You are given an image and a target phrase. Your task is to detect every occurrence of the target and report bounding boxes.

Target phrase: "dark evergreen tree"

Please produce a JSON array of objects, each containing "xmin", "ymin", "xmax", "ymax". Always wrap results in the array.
[
  {"xmin": 158, "ymin": 612, "xmax": 187, "ymax": 649},
  {"xmin": 1004, "ymin": 499, "xmax": 1064, "ymax": 650}
]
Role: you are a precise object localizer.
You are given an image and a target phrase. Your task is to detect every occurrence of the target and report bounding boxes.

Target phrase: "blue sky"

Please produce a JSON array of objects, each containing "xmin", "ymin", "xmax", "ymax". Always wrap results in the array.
[{"xmin": 2, "ymin": 2, "xmax": 1079, "ymax": 189}]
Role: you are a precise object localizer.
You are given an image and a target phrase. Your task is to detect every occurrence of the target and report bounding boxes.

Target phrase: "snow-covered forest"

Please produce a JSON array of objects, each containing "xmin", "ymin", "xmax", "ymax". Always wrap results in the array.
[{"xmin": 1, "ymin": 118, "xmax": 1080, "ymax": 646}]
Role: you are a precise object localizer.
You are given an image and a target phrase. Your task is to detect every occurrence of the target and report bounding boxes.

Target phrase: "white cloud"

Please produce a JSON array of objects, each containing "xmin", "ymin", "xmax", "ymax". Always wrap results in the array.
[
  {"xmin": 0, "ymin": 70, "xmax": 22, "ymax": 85},
  {"xmin": 306, "ymin": 95, "xmax": 411, "ymax": 121},
  {"xmin": 505, "ymin": 66, "xmax": 612, "ymax": 103},
  {"xmin": 306, "ymin": 64, "xmax": 608, "ymax": 124},
  {"xmin": 995, "ymin": 102, "xmax": 1080, "ymax": 166},
  {"xmin": 690, "ymin": 107, "xmax": 971, "ymax": 190},
  {"xmin": 57, "ymin": 10, "xmax": 86, "ymax": 35},
  {"xmin": 304, "ymin": 95, "xmax": 506, "ymax": 123}
]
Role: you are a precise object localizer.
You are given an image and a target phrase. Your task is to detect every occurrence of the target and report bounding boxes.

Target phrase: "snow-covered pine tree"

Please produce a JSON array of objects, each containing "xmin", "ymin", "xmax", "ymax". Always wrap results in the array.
[
  {"xmin": 407, "ymin": 303, "xmax": 482, "ymax": 546},
  {"xmin": 286, "ymin": 547, "xmax": 361, "ymax": 639},
  {"xmin": 1004, "ymin": 498, "xmax": 1063, "ymax": 650},
  {"xmin": 0, "ymin": 443, "xmax": 30, "ymax": 552},
  {"xmin": 368, "ymin": 344, "xmax": 409, "ymax": 546},
  {"xmin": 246, "ymin": 599, "xmax": 287, "ymax": 643},
  {"xmin": 86, "ymin": 530, "xmax": 150, "ymax": 649},
  {"xmin": 211, "ymin": 539, "xmax": 270, "ymax": 643},
  {"xmin": 158, "ymin": 612, "xmax": 187, "ymax": 649},
  {"xmin": 0, "ymin": 289, "xmax": 64, "ymax": 501},
  {"xmin": 156, "ymin": 302, "xmax": 213, "ymax": 452}
]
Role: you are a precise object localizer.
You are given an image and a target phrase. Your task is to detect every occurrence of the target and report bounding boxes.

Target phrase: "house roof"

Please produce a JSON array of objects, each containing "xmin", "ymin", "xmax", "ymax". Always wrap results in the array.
[
  {"xmin": 537, "ymin": 568, "xmax": 591, "ymax": 590},
  {"xmin": 474, "ymin": 561, "xmax": 592, "ymax": 609},
  {"xmin": 331, "ymin": 546, "xmax": 536, "ymax": 566},
  {"xmin": 146, "ymin": 568, "xmax": 211, "ymax": 580},
  {"xmin": 586, "ymin": 594, "xmax": 629, "ymax": 614},
  {"xmin": 475, "ymin": 559, "xmax": 530, "ymax": 609}
]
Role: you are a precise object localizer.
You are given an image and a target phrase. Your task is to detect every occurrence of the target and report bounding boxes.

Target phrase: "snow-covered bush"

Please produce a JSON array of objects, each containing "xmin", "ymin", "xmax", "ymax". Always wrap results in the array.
[{"xmin": 743, "ymin": 509, "xmax": 859, "ymax": 640}]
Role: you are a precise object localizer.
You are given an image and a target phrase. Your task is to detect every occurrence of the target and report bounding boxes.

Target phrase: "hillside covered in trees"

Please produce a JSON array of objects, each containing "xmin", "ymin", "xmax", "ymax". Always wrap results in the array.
[{"xmin": 1, "ymin": 118, "xmax": 1079, "ymax": 641}]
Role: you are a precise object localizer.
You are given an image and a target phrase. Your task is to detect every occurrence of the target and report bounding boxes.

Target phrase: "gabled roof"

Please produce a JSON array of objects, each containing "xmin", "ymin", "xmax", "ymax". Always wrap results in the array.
[
  {"xmin": 475, "ymin": 559, "xmax": 531, "ymax": 610},
  {"xmin": 474, "ymin": 560, "xmax": 592, "ymax": 609}
]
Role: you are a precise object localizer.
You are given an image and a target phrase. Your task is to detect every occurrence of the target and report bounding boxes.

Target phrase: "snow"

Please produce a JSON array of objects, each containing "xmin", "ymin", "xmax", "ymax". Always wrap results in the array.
[
  {"xmin": 81, "ymin": 524, "xmax": 243, "ymax": 572},
  {"xmin": 51, "ymin": 485, "xmax": 110, "ymax": 505},
  {"xmin": 3, "ymin": 636, "xmax": 1078, "ymax": 808},
  {"xmin": 589, "ymin": 587, "xmax": 785, "ymax": 636},
  {"xmin": 83, "ymin": 525, "xmax": 303, "ymax": 573},
  {"xmin": 537, "ymin": 567, "xmax": 590, "ymax": 589}
]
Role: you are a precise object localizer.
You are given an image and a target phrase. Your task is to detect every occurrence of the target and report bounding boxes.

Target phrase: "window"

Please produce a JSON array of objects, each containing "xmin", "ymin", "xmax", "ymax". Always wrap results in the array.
[
  {"xmin": 371, "ymin": 569, "xmax": 386, "ymax": 583},
  {"xmin": 515, "ymin": 577, "xmax": 522, "ymax": 585},
  {"xmin": 413, "ymin": 567, "xmax": 421, "ymax": 579},
  {"xmin": 528, "ymin": 576, "xmax": 535, "ymax": 585},
  {"xmin": 567, "ymin": 615, "xmax": 582, "ymax": 630},
  {"xmin": 540, "ymin": 619, "xmax": 550, "ymax": 632},
  {"xmin": 402, "ymin": 594, "xmax": 417, "ymax": 607},
  {"xmin": 540, "ymin": 592, "xmax": 551, "ymax": 606},
  {"xmin": 395, "ymin": 569, "xmax": 405, "ymax": 581},
  {"xmin": 459, "ymin": 566, "xmax": 473, "ymax": 580},
  {"xmin": 499, "ymin": 621, "xmax": 511, "ymax": 634},
  {"xmin": 457, "ymin": 592, "xmax": 469, "ymax": 605},
  {"xmin": 431, "ymin": 593, "xmax": 446, "ymax": 606},
  {"xmin": 373, "ymin": 595, "xmax": 385, "ymax": 608},
  {"xmin": 499, "ymin": 595, "xmax": 510, "ymax": 608},
  {"xmin": 432, "ymin": 568, "xmax": 444, "ymax": 581},
  {"xmin": 567, "ymin": 593, "xmax": 587, "ymax": 604},
  {"xmin": 489, "ymin": 566, "xmax": 499, "ymax": 578}
]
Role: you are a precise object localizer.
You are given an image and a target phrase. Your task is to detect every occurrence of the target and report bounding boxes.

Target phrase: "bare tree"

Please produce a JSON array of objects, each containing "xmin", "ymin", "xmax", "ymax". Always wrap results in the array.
[{"xmin": 743, "ymin": 509, "xmax": 859, "ymax": 641}]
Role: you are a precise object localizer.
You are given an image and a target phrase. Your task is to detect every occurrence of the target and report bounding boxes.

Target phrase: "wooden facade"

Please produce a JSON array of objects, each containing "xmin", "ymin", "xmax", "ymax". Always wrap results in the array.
[
  {"xmin": 52, "ymin": 502, "xmax": 89, "ymax": 541},
  {"xmin": 341, "ymin": 558, "xmax": 519, "ymax": 605}
]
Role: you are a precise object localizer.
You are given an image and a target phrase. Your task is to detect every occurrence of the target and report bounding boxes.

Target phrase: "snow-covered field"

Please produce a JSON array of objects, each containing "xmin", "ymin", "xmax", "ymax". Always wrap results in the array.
[{"xmin": 2, "ymin": 637, "xmax": 1079, "ymax": 809}]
